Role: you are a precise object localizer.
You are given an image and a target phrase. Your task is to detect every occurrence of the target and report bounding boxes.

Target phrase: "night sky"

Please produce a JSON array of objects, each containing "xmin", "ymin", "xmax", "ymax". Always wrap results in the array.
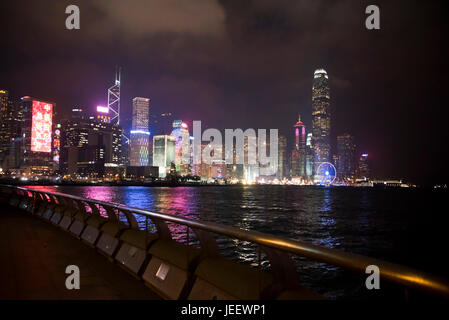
[{"xmin": 1, "ymin": 0, "xmax": 448, "ymax": 185}]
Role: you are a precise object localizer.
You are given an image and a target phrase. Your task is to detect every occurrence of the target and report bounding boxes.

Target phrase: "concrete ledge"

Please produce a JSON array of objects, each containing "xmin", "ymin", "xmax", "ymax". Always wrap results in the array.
[
  {"xmin": 114, "ymin": 229, "xmax": 158, "ymax": 278},
  {"xmin": 80, "ymin": 215, "xmax": 108, "ymax": 247},
  {"xmin": 143, "ymin": 240, "xmax": 202, "ymax": 299},
  {"xmin": 189, "ymin": 257, "xmax": 273, "ymax": 300},
  {"xmin": 96, "ymin": 221, "xmax": 127, "ymax": 260}
]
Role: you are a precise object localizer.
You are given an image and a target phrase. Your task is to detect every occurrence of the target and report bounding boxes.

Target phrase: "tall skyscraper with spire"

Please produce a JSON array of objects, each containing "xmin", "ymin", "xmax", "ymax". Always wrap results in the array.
[
  {"xmin": 291, "ymin": 114, "xmax": 306, "ymax": 178},
  {"xmin": 311, "ymin": 68, "xmax": 331, "ymax": 177}
]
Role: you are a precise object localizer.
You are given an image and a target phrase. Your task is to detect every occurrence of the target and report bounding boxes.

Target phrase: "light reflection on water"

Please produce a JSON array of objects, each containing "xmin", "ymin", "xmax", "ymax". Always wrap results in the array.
[{"xmin": 26, "ymin": 185, "xmax": 448, "ymax": 299}]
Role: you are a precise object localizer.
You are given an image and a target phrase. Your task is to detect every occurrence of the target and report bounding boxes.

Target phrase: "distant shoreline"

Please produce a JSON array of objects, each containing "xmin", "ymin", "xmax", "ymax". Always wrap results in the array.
[
  {"xmin": 0, "ymin": 180, "xmax": 435, "ymax": 189},
  {"xmin": 1, "ymin": 180, "xmax": 312, "ymax": 187}
]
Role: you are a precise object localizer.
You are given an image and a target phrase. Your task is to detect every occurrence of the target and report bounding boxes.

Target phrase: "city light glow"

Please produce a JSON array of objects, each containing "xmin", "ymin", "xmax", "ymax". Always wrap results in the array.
[
  {"xmin": 130, "ymin": 130, "xmax": 151, "ymax": 135},
  {"xmin": 97, "ymin": 106, "xmax": 109, "ymax": 113}
]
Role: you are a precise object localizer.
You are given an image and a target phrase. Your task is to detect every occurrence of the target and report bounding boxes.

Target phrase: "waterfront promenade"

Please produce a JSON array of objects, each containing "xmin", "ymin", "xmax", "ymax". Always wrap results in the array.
[
  {"xmin": 2, "ymin": 185, "xmax": 449, "ymax": 300},
  {"xmin": 0, "ymin": 205, "xmax": 160, "ymax": 300}
]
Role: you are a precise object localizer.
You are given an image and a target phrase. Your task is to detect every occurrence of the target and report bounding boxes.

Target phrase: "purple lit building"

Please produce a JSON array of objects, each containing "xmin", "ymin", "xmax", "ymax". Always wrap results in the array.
[{"xmin": 291, "ymin": 115, "xmax": 306, "ymax": 178}]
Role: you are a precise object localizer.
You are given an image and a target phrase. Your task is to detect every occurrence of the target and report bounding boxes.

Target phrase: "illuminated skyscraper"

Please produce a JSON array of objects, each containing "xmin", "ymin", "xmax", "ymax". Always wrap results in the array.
[
  {"xmin": 108, "ymin": 67, "xmax": 121, "ymax": 125},
  {"xmin": 311, "ymin": 69, "xmax": 331, "ymax": 176},
  {"xmin": 305, "ymin": 133, "xmax": 313, "ymax": 178},
  {"xmin": 19, "ymin": 96, "xmax": 55, "ymax": 175},
  {"xmin": 129, "ymin": 97, "xmax": 150, "ymax": 166},
  {"xmin": 244, "ymin": 135, "xmax": 259, "ymax": 183},
  {"xmin": 171, "ymin": 120, "xmax": 191, "ymax": 175},
  {"xmin": 336, "ymin": 134, "xmax": 356, "ymax": 180},
  {"xmin": 291, "ymin": 115, "xmax": 306, "ymax": 178},
  {"xmin": 358, "ymin": 153, "xmax": 371, "ymax": 179},
  {"xmin": 277, "ymin": 135, "xmax": 287, "ymax": 180},
  {"xmin": 0, "ymin": 90, "xmax": 22, "ymax": 168},
  {"xmin": 59, "ymin": 114, "xmax": 123, "ymax": 176},
  {"xmin": 153, "ymin": 135, "xmax": 176, "ymax": 177}
]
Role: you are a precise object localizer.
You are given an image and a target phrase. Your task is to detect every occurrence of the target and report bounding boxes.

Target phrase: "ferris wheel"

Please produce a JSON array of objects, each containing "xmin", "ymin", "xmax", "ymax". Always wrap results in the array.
[{"xmin": 316, "ymin": 162, "xmax": 337, "ymax": 185}]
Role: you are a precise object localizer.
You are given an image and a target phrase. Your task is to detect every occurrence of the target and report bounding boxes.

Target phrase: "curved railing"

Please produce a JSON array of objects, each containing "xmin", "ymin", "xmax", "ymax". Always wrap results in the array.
[{"xmin": 3, "ymin": 185, "xmax": 449, "ymax": 299}]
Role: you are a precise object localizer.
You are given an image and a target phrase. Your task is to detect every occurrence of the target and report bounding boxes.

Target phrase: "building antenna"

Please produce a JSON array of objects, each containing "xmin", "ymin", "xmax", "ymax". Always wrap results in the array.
[{"xmin": 108, "ymin": 66, "xmax": 121, "ymax": 125}]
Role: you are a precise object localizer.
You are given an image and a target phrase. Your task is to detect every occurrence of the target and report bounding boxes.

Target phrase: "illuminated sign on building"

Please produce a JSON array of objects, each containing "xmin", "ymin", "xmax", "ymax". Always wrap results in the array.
[
  {"xmin": 31, "ymin": 100, "xmax": 53, "ymax": 153},
  {"xmin": 130, "ymin": 130, "xmax": 151, "ymax": 135},
  {"xmin": 97, "ymin": 115, "xmax": 111, "ymax": 123},
  {"xmin": 173, "ymin": 120, "xmax": 182, "ymax": 128},
  {"xmin": 53, "ymin": 127, "xmax": 61, "ymax": 163},
  {"xmin": 97, "ymin": 106, "xmax": 109, "ymax": 113}
]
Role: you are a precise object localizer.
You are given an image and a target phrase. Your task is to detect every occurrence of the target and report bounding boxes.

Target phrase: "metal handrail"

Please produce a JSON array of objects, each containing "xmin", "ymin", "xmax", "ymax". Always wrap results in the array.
[{"xmin": 7, "ymin": 185, "xmax": 449, "ymax": 298}]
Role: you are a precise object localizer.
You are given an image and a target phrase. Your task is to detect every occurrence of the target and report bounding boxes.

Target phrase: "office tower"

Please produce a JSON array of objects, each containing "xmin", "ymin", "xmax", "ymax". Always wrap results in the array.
[
  {"xmin": 0, "ymin": 89, "xmax": 8, "ymax": 110},
  {"xmin": 277, "ymin": 135, "xmax": 287, "ymax": 180},
  {"xmin": 311, "ymin": 69, "xmax": 331, "ymax": 176},
  {"xmin": 258, "ymin": 136, "xmax": 277, "ymax": 180},
  {"xmin": 153, "ymin": 135, "xmax": 176, "ymax": 177},
  {"xmin": 195, "ymin": 141, "xmax": 213, "ymax": 179},
  {"xmin": 0, "ymin": 90, "xmax": 11, "ymax": 160},
  {"xmin": 305, "ymin": 133, "xmax": 313, "ymax": 178},
  {"xmin": 70, "ymin": 107, "xmax": 85, "ymax": 120},
  {"xmin": 0, "ymin": 90, "xmax": 22, "ymax": 168},
  {"xmin": 60, "ymin": 114, "xmax": 123, "ymax": 176},
  {"xmin": 129, "ymin": 97, "xmax": 150, "ymax": 166},
  {"xmin": 332, "ymin": 154, "xmax": 338, "ymax": 171},
  {"xmin": 18, "ymin": 96, "xmax": 55, "ymax": 175},
  {"xmin": 336, "ymin": 134, "xmax": 356, "ymax": 180},
  {"xmin": 358, "ymin": 153, "xmax": 371, "ymax": 179},
  {"xmin": 171, "ymin": 120, "xmax": 191, "ymax": 175},
  {"xmin": 291, "ymin": 115, "xmax": 306, "ymax": 178},
  {"xmin": 243, "ymin": 135, "xmax": 259, "ymax": 183}
]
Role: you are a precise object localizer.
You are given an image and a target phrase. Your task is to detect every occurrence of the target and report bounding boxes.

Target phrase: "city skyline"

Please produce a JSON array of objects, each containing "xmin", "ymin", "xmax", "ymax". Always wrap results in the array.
[
  {"xmin": 0, "ymin": 61, "xmax": 435, "ymax": 186},
  {"xmin": 0, "ymin": 69, "xmax": 395, "ymax": 186},
  {"xmin": 0, "ymin": 0, "xmax": 448, "ymax": 185}
]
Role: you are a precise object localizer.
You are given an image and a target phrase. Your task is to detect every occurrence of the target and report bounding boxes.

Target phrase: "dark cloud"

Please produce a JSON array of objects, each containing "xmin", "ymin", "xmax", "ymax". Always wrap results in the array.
[
  {"xmin": 0, "ymin": 0, "xmax": 448, "ymax": 185},
  {"xmin": 90, "ymin": 0, "xmax": 226, "ymax": 38}
]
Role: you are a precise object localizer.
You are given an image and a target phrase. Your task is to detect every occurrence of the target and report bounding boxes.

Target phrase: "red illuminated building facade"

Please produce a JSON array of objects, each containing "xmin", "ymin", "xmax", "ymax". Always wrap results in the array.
[{"xmin": 20, "ymin": 96, "xmax": 55, "ymax": 175}]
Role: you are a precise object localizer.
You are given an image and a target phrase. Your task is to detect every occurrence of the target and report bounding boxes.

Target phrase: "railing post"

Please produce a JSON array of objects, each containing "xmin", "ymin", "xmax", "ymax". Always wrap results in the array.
[
  {"xmin": 191, "ymin": 228, "xmax": 220, "ymax": 257},
  {"xmin": 261, "ymin": 246, "xmax": 301, "ymax": 294},
  {"xmin": 120, "ymin": 209, "xmax": 140, "ymax": 229},
  {"xmin": 145, "ymin": 216, "xmax": 149, "ymax": 247},
  {"xmin": 31, "ymin": 191, "xmax": 37, "ymax": 214},
  {"xmin": 258, "ymin": 246, "xmax": 262, "ymax": 294}
]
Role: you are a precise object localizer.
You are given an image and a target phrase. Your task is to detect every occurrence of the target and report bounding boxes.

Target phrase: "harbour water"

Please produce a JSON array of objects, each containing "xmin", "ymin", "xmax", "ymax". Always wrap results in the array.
[{"xmin": 27, "ymin": 185, "xmax": 448, "ymax": 299}]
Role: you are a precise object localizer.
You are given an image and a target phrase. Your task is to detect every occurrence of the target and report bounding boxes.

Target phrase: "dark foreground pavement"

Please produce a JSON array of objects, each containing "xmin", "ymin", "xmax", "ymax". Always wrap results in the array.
[{"xmin": 0, "ymin": 205, "xmax": 160, "ymax": 300}]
